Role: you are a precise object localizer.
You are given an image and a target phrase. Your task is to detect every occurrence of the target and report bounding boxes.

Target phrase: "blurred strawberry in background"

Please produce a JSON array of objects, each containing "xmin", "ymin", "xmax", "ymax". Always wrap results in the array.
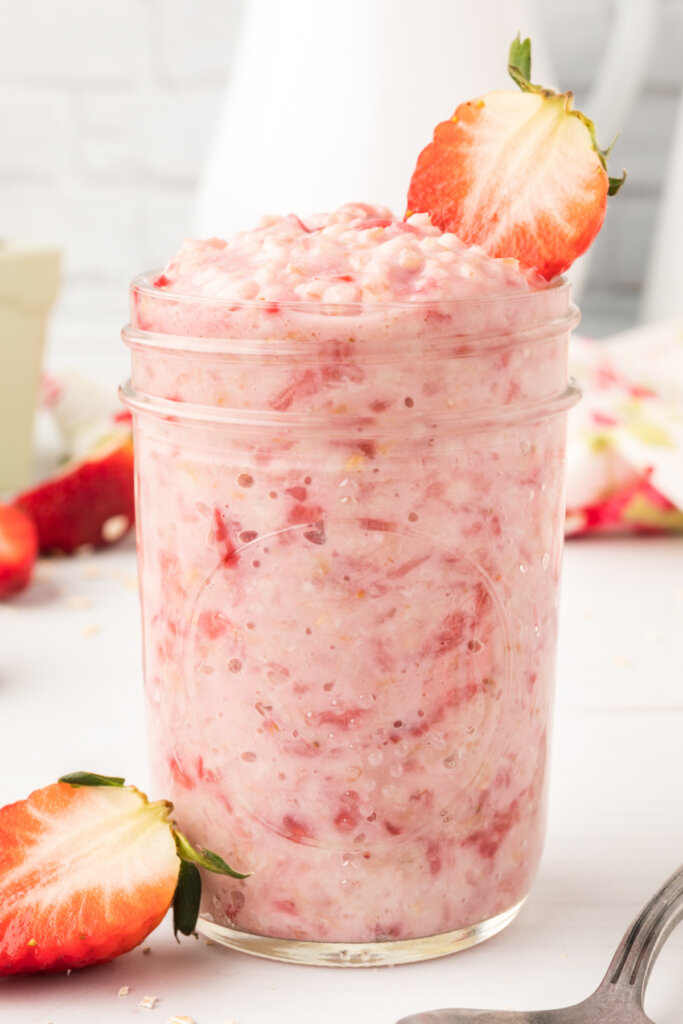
[
  {"xmin": 1, "ymin": 374, "xmax": 135, "ymax": 598},
  {"xmin": 0, "ymin": 503, "xmax": 38, "ymax": 598}
]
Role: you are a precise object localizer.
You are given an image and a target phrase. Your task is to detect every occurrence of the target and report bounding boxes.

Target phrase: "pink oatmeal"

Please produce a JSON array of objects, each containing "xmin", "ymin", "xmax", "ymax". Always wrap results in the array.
[
  {"xmin": 124, "ymin": 205, "xmax": 578, "ymax": 950},
  {"xmin": 151, "ymin": 203, "xmax": 547, "ymax": 304}
]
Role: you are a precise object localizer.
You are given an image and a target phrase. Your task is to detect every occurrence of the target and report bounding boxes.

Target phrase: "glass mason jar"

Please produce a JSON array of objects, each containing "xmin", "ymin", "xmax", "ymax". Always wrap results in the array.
[{"xmin": 122, "ymin": 276, "xmax": 579, "ymax": 966}]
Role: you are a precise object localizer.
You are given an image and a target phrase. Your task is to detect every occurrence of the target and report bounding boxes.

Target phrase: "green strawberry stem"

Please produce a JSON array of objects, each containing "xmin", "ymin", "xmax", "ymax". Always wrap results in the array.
[
  {"xmin": 507, "ymin": 33, "xmax": 626, "ymax": 195},
  {"xmin": 171, "ymin": 832, "xmax": 248, "ymax": 939},
  {"xmin": 59, "ymin": 771, "xmax": 248, "ymax": 939},
  {"xmin": 173, "ymin": 829, "xmax": 248, "ymax": 879},
  {"xmin": 60, "ymin": 771, "xmax": 126, "ymax": 788},
  {"xmin": 173, "ymin": 860, "xmax": 202, "ymax": 938},
  {"xmin": 508, "ymin": 35, "xmax": 539, "ymax": 94}
]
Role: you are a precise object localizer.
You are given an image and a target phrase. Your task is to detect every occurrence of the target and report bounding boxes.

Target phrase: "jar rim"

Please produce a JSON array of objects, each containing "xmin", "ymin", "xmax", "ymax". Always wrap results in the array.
[{"xmin": 123, "ymin": 309, "xmax": 580, "ymax": 358}]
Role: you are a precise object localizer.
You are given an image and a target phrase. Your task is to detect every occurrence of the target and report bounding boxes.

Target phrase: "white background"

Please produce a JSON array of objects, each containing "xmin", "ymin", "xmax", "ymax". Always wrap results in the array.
[{"xmin": 0, "ymin": 0, "xmax": 682, "ymax": 349}]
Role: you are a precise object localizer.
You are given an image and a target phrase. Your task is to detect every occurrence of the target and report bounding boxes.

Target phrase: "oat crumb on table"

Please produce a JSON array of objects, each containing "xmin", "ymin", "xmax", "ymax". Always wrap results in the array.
[
  {"xmin": 139, "ymin": 995, "xmax": 159, "ymax": 1008},
  {"xmin": 80, "ymin": 565, "xmax": 101, "ymax": 580},
  {"xmin": 117, "ymin": 985, "xmax": 131, "ymax": 996},
  {"xmin": 111, "ymin": 568, "xmax": 138, "ymax": 590},
  {"xmin": 167, "ymin": 1016, "xmax": 195, "ymax": 1024}
]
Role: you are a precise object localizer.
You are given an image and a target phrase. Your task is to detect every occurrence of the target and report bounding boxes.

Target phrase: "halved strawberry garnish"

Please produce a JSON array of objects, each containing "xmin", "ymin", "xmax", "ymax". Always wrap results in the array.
[
  {"xmin": 0, "ymin": 502, "xmax": 38, "ymax": 599},
  {"xmin": 0, "ymin": 772, "xmax": 247, "ymax": 975},
  {"xmin": 14, "ymin": 435, "xmax": 135, "ymax": 554},
  {"xmin": 406, "ymin": 36, "xmax": 625, "ymax": 279}
]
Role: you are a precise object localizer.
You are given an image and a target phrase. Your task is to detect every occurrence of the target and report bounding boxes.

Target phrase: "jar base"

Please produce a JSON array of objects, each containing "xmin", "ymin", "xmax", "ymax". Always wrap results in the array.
[{"xmin": 196, "ymin": 898, "xmax": 526, "ymax": 967}]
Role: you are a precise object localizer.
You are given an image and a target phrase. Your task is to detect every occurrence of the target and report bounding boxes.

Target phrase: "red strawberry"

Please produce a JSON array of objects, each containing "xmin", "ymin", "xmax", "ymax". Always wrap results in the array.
[
  {"xmin": 0, "ymin": 503, "xmax": 38, "ymax": 599},
  {"xmin": 0, "ymin": 772, "xmax": 247, "ymax": 975},
  {"xmin": 406, "ymin": 36, "xmax": 625, "ymax": 279},
  {"xmin": 14, "ymin": 435, "xmax": 135, "ymax": 554}
]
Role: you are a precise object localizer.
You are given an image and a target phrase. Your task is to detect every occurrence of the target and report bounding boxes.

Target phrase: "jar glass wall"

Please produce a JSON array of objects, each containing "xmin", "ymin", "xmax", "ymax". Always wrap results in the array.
[{"xmin": 122, "ymin": 279, "xmax": 579, "ymax": 965}]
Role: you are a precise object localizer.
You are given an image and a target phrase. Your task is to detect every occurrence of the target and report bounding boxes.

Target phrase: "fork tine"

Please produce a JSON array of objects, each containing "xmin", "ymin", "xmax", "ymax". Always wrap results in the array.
[
  {"xmin": 396, "ymin": 867, "xmax": 683, "ymax": 1024},
  {"xmin": 598, "ymin": 863, "xmax": 683, "ymax": 1008}
]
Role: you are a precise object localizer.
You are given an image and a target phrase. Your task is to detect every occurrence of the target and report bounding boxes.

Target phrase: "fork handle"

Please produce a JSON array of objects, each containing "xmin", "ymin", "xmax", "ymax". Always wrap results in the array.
[{"xmin": 598, "ymin": 863, "xmax": 683, "ymax": 1007}]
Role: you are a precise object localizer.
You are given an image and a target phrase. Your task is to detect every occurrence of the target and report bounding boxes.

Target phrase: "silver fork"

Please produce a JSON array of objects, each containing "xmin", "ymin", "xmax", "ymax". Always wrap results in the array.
[{"xmin": 396, "ymin": 864, "xmax": 683, "ymax": 1024}]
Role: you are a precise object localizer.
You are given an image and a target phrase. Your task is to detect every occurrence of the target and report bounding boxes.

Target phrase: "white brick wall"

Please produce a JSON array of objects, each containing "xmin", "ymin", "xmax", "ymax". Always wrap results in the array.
[
  {"xmin": 0, "ymin": 0, "xmax": 680, "ymax": 347},
  {"xmin": 0, "ymin": 1, "xmax": 147, "ymax": 85},
  {"xmin": 0, "ymin": 90, "xmax": 73, "ymax": 178},
  {"xmin": 152, "ymin": 0, "xmax": 245, "ymax": 83}
]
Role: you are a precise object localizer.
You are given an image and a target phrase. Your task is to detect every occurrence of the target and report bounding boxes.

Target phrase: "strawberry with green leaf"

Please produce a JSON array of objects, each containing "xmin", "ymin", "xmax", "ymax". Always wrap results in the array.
[
  {"xmin": 407, "ymin": 35, "xmax": 625, "ymax": 279},
  {"xmin": 0, "ymin": 772, "xmax": 247, "ymax": 975}
]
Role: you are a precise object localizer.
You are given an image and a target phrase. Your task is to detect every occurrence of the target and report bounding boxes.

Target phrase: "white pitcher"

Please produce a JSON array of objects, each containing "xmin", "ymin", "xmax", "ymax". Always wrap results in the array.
[
  {"xmin": 640, "ymin": 90, "xmax": 683, "ymax": 323},
  {"xmin": 195, "ymin": 0, "xmax": 656, "ymax": 289}
]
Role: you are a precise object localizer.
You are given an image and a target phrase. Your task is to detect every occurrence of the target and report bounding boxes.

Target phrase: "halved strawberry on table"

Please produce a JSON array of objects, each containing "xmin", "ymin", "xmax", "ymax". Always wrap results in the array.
[
  {"xmin": 0, "ymin": 503, "xmax": 38, "ymax": 599},
  {"xmin": 0, "ymin": 772, "xmax": 247, "ymax": 975},
  {"xmin": 13, "ymin": 374, "xmax": 136, "ymax": 555},
  {"xmin": 406, "ymin": 36, "xmax": 625, "ymax": 279},
  {"xmin": 14, "ymin": 434, "xmax": 135, "ymax": 554}
]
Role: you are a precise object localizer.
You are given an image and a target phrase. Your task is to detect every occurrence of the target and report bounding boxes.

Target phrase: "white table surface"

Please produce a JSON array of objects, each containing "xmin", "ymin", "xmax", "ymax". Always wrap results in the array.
[{"xmin": 1, "ymin": 530, "xmax": 682, "ymax": 1024}]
